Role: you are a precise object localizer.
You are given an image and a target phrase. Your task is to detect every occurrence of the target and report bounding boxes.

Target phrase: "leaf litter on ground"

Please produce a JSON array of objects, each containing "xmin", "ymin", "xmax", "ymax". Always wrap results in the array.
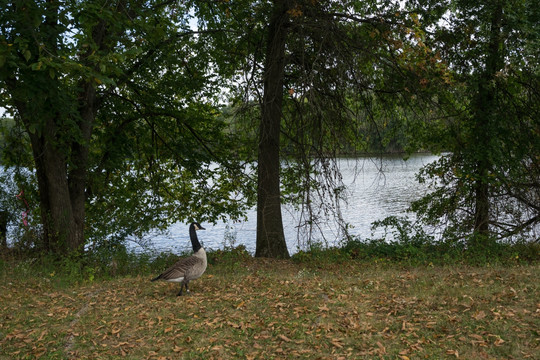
[{"xmin": 0, "ymin": 259, "xmax": 539, "ymax": 359}]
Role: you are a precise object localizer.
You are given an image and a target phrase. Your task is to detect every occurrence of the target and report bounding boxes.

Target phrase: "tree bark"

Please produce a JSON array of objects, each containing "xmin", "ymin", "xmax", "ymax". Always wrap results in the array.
[
  {"xmin": 3, "ymin": 0, "xmax": 100, "ymax": 254},
  {"xmin": 23, "ymin": 107, "xmax": 89, "ymax": 254},
  {"xmin": 255, "ymin": 0, "xmax": 291, "ymax": 258},
  {"xmin": 0, "ymin": 210, "xmax": 7, "ymax": 249},
  {"xmin": 472, "ymin": 2, "xmax": 504, "ymax": 239}
]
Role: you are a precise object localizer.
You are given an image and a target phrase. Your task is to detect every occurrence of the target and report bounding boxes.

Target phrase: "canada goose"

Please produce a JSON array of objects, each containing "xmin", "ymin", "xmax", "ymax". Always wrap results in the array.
[{"xmin": 151, "ymin": 222, "xmax": 207, "ymax": 296}]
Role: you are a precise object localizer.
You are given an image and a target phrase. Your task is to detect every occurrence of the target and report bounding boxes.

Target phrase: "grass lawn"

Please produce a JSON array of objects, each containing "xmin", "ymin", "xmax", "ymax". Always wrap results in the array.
[{"xmin": 0, "ymin": 256, "xmax": 539, "ymax": 359}]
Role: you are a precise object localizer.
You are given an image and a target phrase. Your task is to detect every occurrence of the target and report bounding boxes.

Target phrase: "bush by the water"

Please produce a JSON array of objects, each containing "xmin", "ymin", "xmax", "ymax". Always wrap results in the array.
[
  {"xmin": 293, "ymin": 216, "xmax": 539, "ymax": 266},
  {"xmin": 1, "ymin": 215, "xmax": 538, "ymax": 286}
]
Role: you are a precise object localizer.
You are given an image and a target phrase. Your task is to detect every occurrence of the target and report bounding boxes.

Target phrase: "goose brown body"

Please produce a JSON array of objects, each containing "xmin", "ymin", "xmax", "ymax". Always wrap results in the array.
[{"xmin": 151, "ymin": 222, "xmax": 207, "ymax": 296}]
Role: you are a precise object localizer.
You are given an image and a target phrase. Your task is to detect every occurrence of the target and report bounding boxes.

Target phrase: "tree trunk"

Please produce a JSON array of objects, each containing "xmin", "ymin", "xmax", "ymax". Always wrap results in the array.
[
  {"xmin": 472, "ymin": 3, "xmax": 504, "ymax": 240},
  {"xmin": 4, "ymin": 0, "xmax": 101, "ymax": 254},
  {"xmin": 255, "ymin": 0, "xmax": 291, "ymax": 258},
  {"xmin": 24, "ymin": 109, "xmax": 89, "ymax": 254},
  {"xmin": 0, "ymin": 210, "xmax": 7, "ymax": 249}
]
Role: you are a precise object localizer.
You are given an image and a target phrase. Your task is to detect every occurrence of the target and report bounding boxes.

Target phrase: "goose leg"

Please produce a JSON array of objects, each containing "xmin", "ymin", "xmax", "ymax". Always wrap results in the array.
[{"xmin": 177, "ymin": 284, "xmax": 185, "ymax": 296}]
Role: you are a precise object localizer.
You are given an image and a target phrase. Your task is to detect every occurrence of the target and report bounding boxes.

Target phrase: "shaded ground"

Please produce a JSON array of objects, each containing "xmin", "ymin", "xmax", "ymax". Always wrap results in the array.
[{"xmin": 1, "ymin": 258, "xmax": 539, "ymax": 359}]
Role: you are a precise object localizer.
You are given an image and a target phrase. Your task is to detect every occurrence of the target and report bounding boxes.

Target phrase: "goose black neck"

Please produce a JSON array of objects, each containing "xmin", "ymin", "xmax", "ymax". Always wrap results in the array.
[{"xmin": 189, "ymin": 225, "xmax": 202, "ymax": 252}]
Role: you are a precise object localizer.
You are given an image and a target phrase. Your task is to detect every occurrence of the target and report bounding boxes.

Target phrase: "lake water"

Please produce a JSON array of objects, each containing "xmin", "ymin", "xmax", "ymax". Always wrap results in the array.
[{"xmin": 128, "ymin": 154, "xmax": 439, "ymax": 255}]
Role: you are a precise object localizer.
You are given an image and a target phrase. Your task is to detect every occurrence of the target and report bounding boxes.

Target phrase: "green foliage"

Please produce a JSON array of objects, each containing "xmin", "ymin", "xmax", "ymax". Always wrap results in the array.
[
  {"xmin": 342, "ymin": 216, "xmax": 438, "ymax": 265},
  {"xmin": 2, "ymin": 231, "xmax": 537, "ymax": 293},
  {"xmin": 404, "ymin": 0, "xmax": 540, "ymax": 242},
  {"xmin": 0, "ymin": 244, "xmax": 257, "ymax": 287},
  {"xmin": 290, "ymin": 216, "xmax": 540, "ymax": 266},
  {"xmin": 206, "ymin": 245, "xmax": 252, "ymax": 269},
  {"xmin": 292, "ymin": 241, "xmax": 351, "ymax": 264},
  {"xmin": 198, "ymin": 0, "xmax": 455, "ymax": 255},
  {"xmin": 2, "ymin": 0, "xmax": 537, "ymax": 258},
  {"xmin": 0, "ymin": 0, "xmax": 256, "ymax": 253}
]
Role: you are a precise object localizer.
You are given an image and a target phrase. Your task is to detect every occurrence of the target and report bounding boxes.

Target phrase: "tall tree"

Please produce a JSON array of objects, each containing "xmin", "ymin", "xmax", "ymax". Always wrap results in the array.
[
  {"xmin": 255, "ymin": 0, "xmax": 291, "ymax": 258},
  {"xmin": 1, "ymin": 0, "xmax": 108, "ymax": 253},
  {"xmin": 196, "ymin": 0, "xmax": 437, "ymax": 256},
  {"xmin": 0, "ymin": 1, "xmax": 250, "ymax": 254},
  {"xmin": 408, "ymin": 0, "xmax": 540, "ymax": 242},
  {"xmin": 471, "ymin": 2, "xmax": 504, "ymax": 237}
]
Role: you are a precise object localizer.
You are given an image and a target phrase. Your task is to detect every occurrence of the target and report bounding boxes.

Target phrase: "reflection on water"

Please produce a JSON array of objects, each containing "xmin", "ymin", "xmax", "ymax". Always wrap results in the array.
[{"xmin": 130, "ymin": 154, "xmax": 439, "ymax": 255}]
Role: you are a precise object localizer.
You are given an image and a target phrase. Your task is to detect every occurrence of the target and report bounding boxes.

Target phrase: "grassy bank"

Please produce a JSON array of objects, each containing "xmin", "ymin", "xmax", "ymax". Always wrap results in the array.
[{"xmin": 0, "ymin": 250, "xmax": 538, "ymax": 360}]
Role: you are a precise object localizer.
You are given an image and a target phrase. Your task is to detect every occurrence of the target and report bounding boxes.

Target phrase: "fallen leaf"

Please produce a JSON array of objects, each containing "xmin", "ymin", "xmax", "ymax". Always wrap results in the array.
[
  {"xmin": 446, "ymin": 349, "xmax": 459, "ymax": 358},
  {"xmin": 227, "ymin": 321, "xmax": 241, "ymax": 329},
  {"xmin": 37, "ymin": 330, "xmax": 48, "ymax": 341},
  {"xmin": 279, "ymin": 334, "xmax": 291, "ymax": 342},
  {"xmin": 473, "ymin": 311, "xmax": 486, "ymax": 320},
  {"xmin": 376, "ymin": 341, "xmax": 386, "ymax": 354}
]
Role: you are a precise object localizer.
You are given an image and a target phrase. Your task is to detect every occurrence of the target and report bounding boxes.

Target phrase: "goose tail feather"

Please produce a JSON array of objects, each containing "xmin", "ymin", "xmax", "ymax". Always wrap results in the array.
[{"xmin": 151, "ymin": 275, "xmax": 161, "ymax": 282}]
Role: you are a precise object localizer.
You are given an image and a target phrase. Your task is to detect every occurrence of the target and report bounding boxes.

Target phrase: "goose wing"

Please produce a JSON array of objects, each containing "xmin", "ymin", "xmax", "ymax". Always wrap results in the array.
[{"xmin": 157, "ymin": 255, "xmax": 204, "ymax": 281}]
